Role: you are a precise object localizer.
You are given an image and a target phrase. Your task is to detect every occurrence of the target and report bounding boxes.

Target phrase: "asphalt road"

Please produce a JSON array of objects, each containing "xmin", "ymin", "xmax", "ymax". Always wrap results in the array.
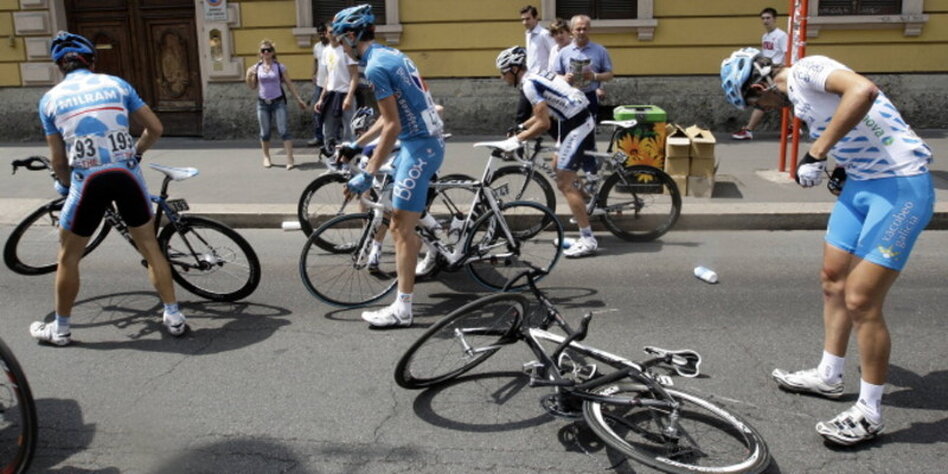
[{"xmin": 1, "ymin": 227, "xmax": 946, "ymax": 473}]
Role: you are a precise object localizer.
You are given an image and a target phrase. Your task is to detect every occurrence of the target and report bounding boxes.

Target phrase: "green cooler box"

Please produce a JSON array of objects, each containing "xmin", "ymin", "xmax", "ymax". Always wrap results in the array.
[{"xmin": 610, "ymin": 105, "xmax": 667, "ymax": 170}]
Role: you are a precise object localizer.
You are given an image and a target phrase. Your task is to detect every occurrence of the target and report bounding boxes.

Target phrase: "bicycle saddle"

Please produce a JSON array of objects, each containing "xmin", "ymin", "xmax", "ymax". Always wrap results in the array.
[
  {"xmin": 599, "ymin": 119, "xmax": 638, "ymax": 129},
  {"xmin": 643, "ymin": 346, "xmax": 702, "ymax": 378},
  {"xmin": 473, "ymin": 140, "xmax": 520, "ymax": 153},
  {"xmin": 148, "ymin": 163, "xmax": 199, "ymax": 181}
]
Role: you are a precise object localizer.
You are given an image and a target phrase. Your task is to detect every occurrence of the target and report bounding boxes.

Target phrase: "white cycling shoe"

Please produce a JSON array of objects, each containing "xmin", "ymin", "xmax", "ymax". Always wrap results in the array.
[
  {"xmin": 816, "ymin": 403, "xmax": 884, "ymax": 446},
  {"xmin": 30, "ymin": 321, "xmax": 71, "ymax": 346},
  {"xmin": 563, "ymin": 237, "xmax": 597, "ymax": 258},
  {"xmin": 772, "ymin": 367, "xmax": 844, "ymax": 399},
  {"xmin": 415, "ymin": 251, "xmax": 437, "ymax": 276},
  {"xmin": 362, "ymin": 304, "xmax": 412, "ymax": 328},
  {"xmin": 163, "ymin": 310, "xmax": 187, "ymax": 337}
]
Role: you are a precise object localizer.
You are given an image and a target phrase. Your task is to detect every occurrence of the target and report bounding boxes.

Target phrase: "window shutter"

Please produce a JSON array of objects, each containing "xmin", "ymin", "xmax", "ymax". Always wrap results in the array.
[
  {"xmin": 313, "ymin": 0, "xmax": 387, "ymax": 26},
  {"xmin": 556, "ymin": 0, "xmax": 594, "ymax": 20},
  {"xmin": 818, "ymin": 0, "xmax": 901, "ymax": 16},
  {"xmin": 598, "ymin": 0, "xmax": 637, "ymax": 20}
]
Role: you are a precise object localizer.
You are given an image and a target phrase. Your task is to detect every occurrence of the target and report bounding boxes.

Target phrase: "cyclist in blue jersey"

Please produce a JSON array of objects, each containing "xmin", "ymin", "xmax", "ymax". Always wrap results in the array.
[
  {"xmin": 333, "ymin": 4, "xmax": 445, "ymax": 328},
  {"xmin": 495, "ymin": 46, "xmax": 598, "ymax": 258},
  {"xmin": 30, "ymin": 32, "xmax": 187, "ymax": 346},
  {"xmin": 721, "ymin": 48, "xmax": 935, "ymax": 446}
]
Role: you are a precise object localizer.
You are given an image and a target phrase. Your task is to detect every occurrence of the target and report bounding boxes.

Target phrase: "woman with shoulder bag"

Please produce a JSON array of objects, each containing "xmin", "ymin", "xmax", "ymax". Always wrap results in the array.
[{"xmin": 246, "ymin": 39, "xmax": 307, "ymax": 169}]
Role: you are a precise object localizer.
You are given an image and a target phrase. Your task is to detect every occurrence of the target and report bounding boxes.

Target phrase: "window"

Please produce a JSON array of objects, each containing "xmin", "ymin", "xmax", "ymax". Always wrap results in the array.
[
  {"xmin": 818, "ymin": 0, "xmax": 902, "ymax": 15},
  {"xmin": 556, "ymin": 0, "xmax": 638, "ymax": 20},
  {"xmin": 313, "ymin": 0, "xmax": 386, "ymax": 26}
]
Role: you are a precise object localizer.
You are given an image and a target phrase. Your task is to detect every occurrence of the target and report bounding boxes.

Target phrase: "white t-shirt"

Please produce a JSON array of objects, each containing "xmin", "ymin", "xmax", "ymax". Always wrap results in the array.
[
  {"xmin": 526, "ymin": 24, "xmax": 556, "ymax": 74},
  {"xmin": 787, "ymin": 56, "xmax": 931, "ymax": 180},
  {"xmin": 548, "ymin": 43, "xmax": 565, "ymax": 74},
  {"xmin": 323, "ymin": 44, "xmax": 357, "ymax": 93},
  {"xmin": 313, "ymin": 41, "xmax": 328, "ymax": 88},
  {"xmin": 761, "ymin": 28, "xmax": 788, "ymax": 65}
]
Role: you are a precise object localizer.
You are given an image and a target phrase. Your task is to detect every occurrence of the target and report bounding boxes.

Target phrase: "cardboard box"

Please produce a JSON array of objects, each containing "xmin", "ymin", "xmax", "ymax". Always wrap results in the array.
[
  {"xmin": 665, "ymin": 156, "xmax": 690, "ymax": 176},
  {"xmin": 690, "ymin": 156, "xmax": 716, "ymax": 177},
  {"xmin": 685, "ymin": 125, "xmax": 716, "ymax": 158},
  {"xmin": 670, "ymin": 174, "xmax": 688, "ymax": 196},
  {"xmin": 688, "ymin": 175, "xmax": 714, "ymax": 198},
  {"xmin": 665, "ymin": 124, "xmax": 690, "ymax": 159}
]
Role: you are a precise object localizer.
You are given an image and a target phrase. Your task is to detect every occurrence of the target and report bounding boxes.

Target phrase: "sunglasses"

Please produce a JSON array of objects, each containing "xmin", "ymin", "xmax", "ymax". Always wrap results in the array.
[{"xmin": 260, "ymin": 48, "xmax": 273, "ymax": 53}]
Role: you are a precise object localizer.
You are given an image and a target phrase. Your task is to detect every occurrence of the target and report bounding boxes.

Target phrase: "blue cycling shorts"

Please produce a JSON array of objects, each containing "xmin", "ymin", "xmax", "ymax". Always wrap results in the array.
[
  {"xmin": 390, "ymin": 136, "xmax": 444, "ymax": 212},
  {"xmin": 826, "ymin": 173, "xmax": 934, "ymax": 271},
  {"xmin": 61, "ymin": 160, "xmax": 152, "ymax": 237}
]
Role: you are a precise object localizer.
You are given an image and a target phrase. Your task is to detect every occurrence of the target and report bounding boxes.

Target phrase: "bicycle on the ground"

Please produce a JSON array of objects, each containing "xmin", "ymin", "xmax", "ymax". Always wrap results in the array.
[
  {"xmin": 395, "ymin": 267, "xmax": 771, "ymax": 474},
  {"xmin": 298, "ymin": 139, "xmax": 564, "ymax": 307},
  {"xmin": 496, "ymin": 119, "xmax": 682, "ymax": 242},
  {"xmin": 0, "ymin": 336, "xmax": 37, "ymax": 474},
  {"xmin": 4, "ymin": 156, "xmax": 261, "ymax": 302}
]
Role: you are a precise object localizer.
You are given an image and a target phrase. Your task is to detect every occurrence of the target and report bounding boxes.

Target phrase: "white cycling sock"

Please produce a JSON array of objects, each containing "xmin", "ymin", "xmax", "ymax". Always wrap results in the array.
[
  {"xmin": 55, "ymin": 314, "xmax": 70, "ymax": 334},
  {"xmin": 857, "ymin": 379, "xmax": 884, "ymax": 423},
  {"xmin": 579, "ymin": 226, "xmax": 594, "ymax": 240},
  {"xmin": 393, "ymin": 292, "xmax": 412, "ymax": 318},
  {"xmin": 818, "ymin": 350, "xmax": 845, "ymax": 384}
]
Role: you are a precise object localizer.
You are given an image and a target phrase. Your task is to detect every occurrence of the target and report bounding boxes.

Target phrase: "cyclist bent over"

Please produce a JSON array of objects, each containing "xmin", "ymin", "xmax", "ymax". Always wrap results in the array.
[
  {"xmin": 720, "ymin": 48, "xmax": 934, "ymax": 446},
  {"xmin": 333, "ymin": 4, "xmax": 445, "ymax": 328},
  {"xmin": 30, "ymin": 32, "xmax": 187, "ymax": 346},
  {"xmin": 496, "ymin": 46, "xmax": 597, "ymax": 258}
]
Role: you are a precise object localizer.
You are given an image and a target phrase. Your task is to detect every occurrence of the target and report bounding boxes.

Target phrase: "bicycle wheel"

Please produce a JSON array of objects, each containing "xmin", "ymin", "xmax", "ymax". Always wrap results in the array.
[
  {"xmin": 299, "ymin": 212, "xmax": 397, "ymax": 307},
  {"xmin": 395, "ymin": 293, "xmax": 528, "ymax": 389},
  {"xmin": 583, "ymin": 380, "xmax": 771, "ymax": 474},
  {"xmin": 489, "ymin": 165, "xmax": 557, "ymax": 211},
  {"xmin": 597, "ymin": 165, "xmax": 681, "ymax": 242},
  {"xmin": 464, "ymin": 201, "xmax": 562, "ymax": 292},
  {"xmin": 158, "ymin": 216, "xmax": 261, "ymax": 302},
  {"xmin": 3, "ymin": 199, "xmax": 111, "ymax": 275},
  {"xmin": 297, "ymin": 173, "xmax": 378, "ymax": 241},
  {"xmin": 428, "ymin": 174, "xmax": 477, "ymax": 246},
  {"xmin": 0, "ymin": 338, "xmax": 38, "ymax": 474}
]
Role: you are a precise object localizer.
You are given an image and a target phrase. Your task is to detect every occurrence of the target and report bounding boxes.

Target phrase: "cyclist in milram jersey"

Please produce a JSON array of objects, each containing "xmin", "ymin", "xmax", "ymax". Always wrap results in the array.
[
  {"xmin": 721, "ymin": 48, "xmax": 935, "ymax": 446},
  {"xmin": 495, "ymin": 46, "xmax": 598, "ymax": 258},
  {"xmin": 333, "ymin": 4, "xmax": 445, "ymax": 328},
  {"xmin": 30, "ymin": 32, "xmax": 187, "ymax": 346}
]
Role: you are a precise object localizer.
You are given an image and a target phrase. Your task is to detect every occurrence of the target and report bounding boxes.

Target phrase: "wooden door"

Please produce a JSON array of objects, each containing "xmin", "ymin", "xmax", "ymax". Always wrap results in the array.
[{"xmin": 65, "ymin": 0, "xmax": 203, "ymax": 136}]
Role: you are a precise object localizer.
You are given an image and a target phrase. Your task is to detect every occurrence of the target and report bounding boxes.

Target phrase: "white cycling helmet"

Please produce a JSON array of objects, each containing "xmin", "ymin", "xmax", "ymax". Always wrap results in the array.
[
  {"xmin": 496, "ymin": 46, "xmax": 526, "ymax": 73},
  {"xmin": 350, "ymin": 106, "xmax": 376, "ymax": 135}
]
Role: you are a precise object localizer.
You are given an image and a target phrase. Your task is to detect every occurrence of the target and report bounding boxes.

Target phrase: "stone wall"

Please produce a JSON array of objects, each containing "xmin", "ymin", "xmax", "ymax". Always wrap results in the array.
[{"xmin": 3, "ymin": 73, "xmax": 946, "ymax": 141}]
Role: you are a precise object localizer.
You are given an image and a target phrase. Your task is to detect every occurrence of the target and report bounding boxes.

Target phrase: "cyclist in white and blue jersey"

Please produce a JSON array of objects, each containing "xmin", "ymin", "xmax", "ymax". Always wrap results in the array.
[
  {"xmin": 495, "ymin": 46, "xmax": 598, "ymax": 258},
  {"xmin": 30, "ymin": 32, "xmax": 186, "ymax": 346},
  {"xmin": 721, "ymin": 49, "xmax": 935, "ymax": 446},
  {"xmin": 332, "ymin": 4, "xmax": 445, "ymax": 328}
]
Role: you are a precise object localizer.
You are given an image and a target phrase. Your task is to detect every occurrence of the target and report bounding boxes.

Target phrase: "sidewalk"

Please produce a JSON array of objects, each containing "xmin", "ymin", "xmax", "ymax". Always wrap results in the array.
[{"xmin": 2, "ymin": 131, "xmax": 946, "ymax": 230}]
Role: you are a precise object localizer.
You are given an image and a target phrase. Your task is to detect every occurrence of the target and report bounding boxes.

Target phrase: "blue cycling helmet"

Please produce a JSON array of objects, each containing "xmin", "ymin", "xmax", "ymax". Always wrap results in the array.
[
  {"xmin": 50, "ymin": 31, "xmax": 95, "ymax": 62},
  {"xmin": 720, "ymin": 48, "xmax": 764, "ymax": 109},
  {"xmin": 332, "ymin": 4, "xmax": 375, "ymax": 37}
]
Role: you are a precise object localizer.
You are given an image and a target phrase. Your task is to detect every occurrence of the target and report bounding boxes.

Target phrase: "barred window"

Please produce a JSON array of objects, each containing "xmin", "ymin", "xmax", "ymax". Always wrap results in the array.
[
  {"xmin": 556, "ymin": 0, "xmax": 638, "ymax": 20},
  {"xmin": 312, "ymin": 0, "xmax": 386, "ymax": 27},
  {"xmin": 818, "ymin": 0, "xmax": 902, "ymax": 15}
]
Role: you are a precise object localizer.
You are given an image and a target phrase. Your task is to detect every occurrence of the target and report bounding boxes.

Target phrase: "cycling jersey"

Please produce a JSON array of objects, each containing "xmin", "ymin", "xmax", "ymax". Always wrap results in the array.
[
  {"xmin": 521, "ymin": 71, "xmax": 588, "ymax": 122},
  {"xmin": 39, "ymin": 69, "xmax": 144, "ymax": 168},
  {"xmin": 787, "ymin": 56, "xmax": 932, "ymax": 181},
  {"xmin": 39, "ymin": 69, "xmax": 152, "ymax": 235},
  {"xmin": 362, "ymin": 43, "xmax": 443, "ymax": 141}
]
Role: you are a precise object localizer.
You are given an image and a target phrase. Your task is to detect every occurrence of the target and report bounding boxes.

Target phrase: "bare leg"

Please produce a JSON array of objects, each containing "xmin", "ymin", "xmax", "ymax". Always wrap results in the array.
[
  {"xmin": 284, "ymin": 140, "xmax": 296, "ymax": 169},
  {"xmin": 555, "ymin": 168, "xmax": 591, "ymax": 229},
  {"xmin": 844, "ymin": 258, "xmax": 899, "ymax": 384},
  {"xmin": 820, "ymin": 243, "xmax": 854, "ymax": 357},
  {"xmin": 389, "ymin": 209, "xmax": 422, "ymax": 294},
  {"xmin": 127, "ymin": 218, "xmax": 177, "ymax": 304},
  {"xmin": 745, "ymin": 108, "xmax": 765, "ymax": 132},
  {"xmin": 55, "ymin": 229, "xmax": 92, "ymax": 318},
  {"xmin": 261, "ymin": 140, "xmax": 272, "ymax": 168}
]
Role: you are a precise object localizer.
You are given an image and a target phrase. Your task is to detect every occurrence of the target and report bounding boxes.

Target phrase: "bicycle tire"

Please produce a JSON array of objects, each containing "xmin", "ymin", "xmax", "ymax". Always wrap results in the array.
[
  {"xmin": 489, "ymin": 165, "xmax": 557, "ymax": 212},
  {"xmin": 3, "ymin": 199, "xmax": 111, "ymax": 276},
  {"xmin": 394, "ymin": 293, "xmax": 528, "ymax": 389},
  {"xmin": 297, "ymin": 173, "xmax": 378, "ymax": 241},
  {"xmin": 583, "ymin": 380, "xmax": 771, "ymax": 474},
  {"xmin": 158, "ymin": 216, "xmax": 261, "ymax": 302},
  {"xmin": 299, "ymin": 212, "xmax": 397, "ymax": 307},
  {"xmin": 0, "ymin": 338, "xmax": 38, "ymax": 474},
  {"xmin": 597, "ymin": 165, "xmax": 681, "ymax": 242},
  {"xmin": 464, "ymin": 201, "xmax": 562, "ymax": 292}
]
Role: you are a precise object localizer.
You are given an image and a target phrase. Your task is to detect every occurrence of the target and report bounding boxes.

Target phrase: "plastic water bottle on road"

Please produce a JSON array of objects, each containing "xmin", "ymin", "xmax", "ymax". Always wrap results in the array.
[{"xmin": 694, "ymin": 266, "xmax": 718, "ymax": 284}]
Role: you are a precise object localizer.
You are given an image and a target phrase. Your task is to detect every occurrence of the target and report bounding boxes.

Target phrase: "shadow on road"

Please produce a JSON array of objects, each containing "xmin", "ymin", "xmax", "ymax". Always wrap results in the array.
[
  {"xmin": 37, "ymin": 291, "xmax": 291, "ymax": 354},
  {"xmin": 30, "ymin": 398, "xmax": 120, "ymax": 473}
]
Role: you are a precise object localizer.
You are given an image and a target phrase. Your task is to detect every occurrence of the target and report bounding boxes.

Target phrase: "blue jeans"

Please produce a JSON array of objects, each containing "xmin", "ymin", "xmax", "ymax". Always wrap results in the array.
[
  {"xmin": 321, "ymin": 91, "xmax": 355, "ymax": 147},
  {"xmin": 257, "ymin": 98, "xmax": 290, "ymax": 141},
  {"xmin": 311, "ymin": 86, "xmax": 324, "ymax": 141}
]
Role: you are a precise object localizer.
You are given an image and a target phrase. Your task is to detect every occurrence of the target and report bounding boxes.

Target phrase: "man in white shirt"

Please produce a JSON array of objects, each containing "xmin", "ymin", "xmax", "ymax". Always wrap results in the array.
[
  {"xmin": 316, "ymin": 25, "xmax": 359, "ymax": 148},
  {"xmin": 732, "ymin": 7, "xmax": 788, "ymax": 140},
  {"xmin": 516, "ymin": 5, "xmax": 556, "ymax": 126},
  {"xmin": 308, "ymin": 23, "xmax": 329, "ymax": 147}
]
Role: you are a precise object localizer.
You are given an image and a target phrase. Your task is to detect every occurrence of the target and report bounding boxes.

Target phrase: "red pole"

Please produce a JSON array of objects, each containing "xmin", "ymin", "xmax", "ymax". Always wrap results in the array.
[
  {"xmin": 778, "ymin": 0, "xmax": 796, "ymax": 172},
  {"xmin": 789, "ymin": 0, "xmax": 809, "ymax": 180}
]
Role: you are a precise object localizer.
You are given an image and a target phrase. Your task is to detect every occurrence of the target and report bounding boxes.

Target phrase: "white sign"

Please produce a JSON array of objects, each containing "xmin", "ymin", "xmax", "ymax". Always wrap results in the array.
[{"xmin": 205, "ymin": 0, "xmax": 228, "ymax": 22}]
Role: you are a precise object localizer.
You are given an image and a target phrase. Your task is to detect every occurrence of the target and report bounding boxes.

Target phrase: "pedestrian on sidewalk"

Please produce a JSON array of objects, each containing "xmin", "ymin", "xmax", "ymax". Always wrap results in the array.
[
  {"xmin": 553, "ymin": 15, "xmax": 613, "ymax": 125},
  {"xmin": 316, "ymin": 26, "xmax": 359, "ymax": 154},
  {"xmin": 245, "ymin": 39, "xmax": 307, "ymax": 170},
  {"xmin": 516, "ymin": 5, "xmax": 556, "ymax": 128},
  {"xmin": 721, "ymin": 48, "xmax": 935, "ymax": 446},
  {"xmin": 308, "ymin": 23, "xmax": 330, "ymax": 148},
  {"xmin": 31, "ymin": 31, "xmax": 188, "ymax": 346},
  {"xmin": 731, "ymin": 7, "xmax": 788, "ymax": 141}
]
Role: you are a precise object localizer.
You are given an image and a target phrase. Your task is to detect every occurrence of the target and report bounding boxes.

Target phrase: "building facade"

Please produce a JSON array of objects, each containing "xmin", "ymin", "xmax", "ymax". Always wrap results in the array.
[{"xmin": 0, "ymin": 0, "xmax": 946, "ymax": 140}]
